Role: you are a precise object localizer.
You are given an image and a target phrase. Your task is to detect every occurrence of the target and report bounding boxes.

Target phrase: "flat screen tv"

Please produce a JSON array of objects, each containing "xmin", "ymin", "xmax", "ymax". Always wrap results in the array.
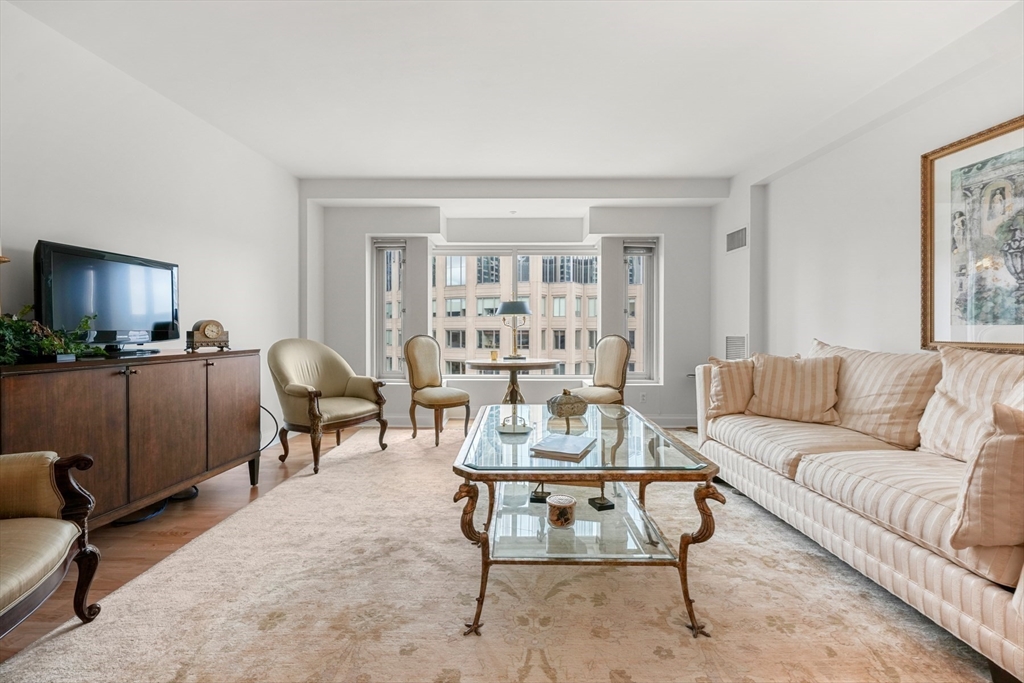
[{"xmin": 34, "ymin": 241, "xmax": 179, "ymax": 354}]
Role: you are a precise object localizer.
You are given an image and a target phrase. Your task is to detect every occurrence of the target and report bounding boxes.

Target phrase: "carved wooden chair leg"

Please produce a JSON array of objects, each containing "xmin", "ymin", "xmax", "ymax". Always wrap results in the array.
[
  {"xmin": 72, "ymin": 546, "xmax": 101, "ymax": 623},
  {"xmin": 278, "ymin": 427, "xmax": 290, "ymax": 462},
  {"xmin": 464, "ymin": 403, "xmax": 471, "ymax": 436},
  {"xmin": 377, "ymin": 416, "xmax": 388, "ymax": 450},
  {"xmin": 410, "ymin": 403, "xmax": 418, "ymax": 439},
  {"xmin": 434, "ymin": 408, "xmax": 442, "ymax": 446},
  {"xmin": 310, "ymin": 429, "xmax": 323, "ymax": 474}
]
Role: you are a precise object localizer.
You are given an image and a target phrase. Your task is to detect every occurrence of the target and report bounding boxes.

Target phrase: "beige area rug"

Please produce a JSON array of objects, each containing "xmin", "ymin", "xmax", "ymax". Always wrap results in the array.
[{"xmin": 1, "ymin": 428, "xmax": 989, "ymax": 683}]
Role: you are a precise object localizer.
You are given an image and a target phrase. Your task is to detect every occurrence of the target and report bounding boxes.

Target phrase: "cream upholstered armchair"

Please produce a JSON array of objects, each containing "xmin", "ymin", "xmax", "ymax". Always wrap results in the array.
[
  {"xmin": 268, "ymin": 339, "xmax": 388, "ymax": 474},
  {"xmin": 570, "ymin": 334, "xmax": 631, "ymax": 405},
  {"xmin": 404, "ymin": 335, "xmax": 471, "ymax": 446},
  {"xmin": 0, "ymin": 452, "xmax": 100, "ymax": 639}
]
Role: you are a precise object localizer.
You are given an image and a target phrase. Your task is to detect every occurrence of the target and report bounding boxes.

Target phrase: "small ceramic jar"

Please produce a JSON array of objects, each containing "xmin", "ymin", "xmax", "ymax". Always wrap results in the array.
[{"xmin": 547, "ymin": 494, "xmax": 576, "ymax": 528}]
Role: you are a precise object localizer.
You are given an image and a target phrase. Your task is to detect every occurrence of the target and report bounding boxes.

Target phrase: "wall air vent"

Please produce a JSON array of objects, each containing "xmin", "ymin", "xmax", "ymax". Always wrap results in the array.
[
  {"xmin": 726, "ymin": 228, "xmax": 747, "ymax": 252},
  {"xmin": 725, "ymin": 335, "xmax": 748, "ymax": 360}
]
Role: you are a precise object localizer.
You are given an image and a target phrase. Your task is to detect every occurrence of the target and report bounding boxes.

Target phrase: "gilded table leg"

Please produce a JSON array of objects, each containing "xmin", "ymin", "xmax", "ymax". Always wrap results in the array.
[
  {"xmin": 502, "ymin": 370, "xmax": 524, "ymax": 404},
  {"xmin": 453, "ymin": 481, "xmax": 482, "ymax": 544},
  {"xmin": 677, "ymin": 482, "xmax": 726, "ymax": 638},
  {"xmin": 484, "ymin": 481, "xmax": 495, "ymax": 533},
  {"xmin": 464, "ymin": 530, "xmax": 491, "ymax": 636}
]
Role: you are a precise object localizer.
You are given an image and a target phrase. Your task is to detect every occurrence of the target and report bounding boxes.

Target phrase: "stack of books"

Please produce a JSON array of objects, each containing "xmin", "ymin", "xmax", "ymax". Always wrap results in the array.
[{"xmin": 529, "ymin": 434, "xmax": 597, "ymax": 462}]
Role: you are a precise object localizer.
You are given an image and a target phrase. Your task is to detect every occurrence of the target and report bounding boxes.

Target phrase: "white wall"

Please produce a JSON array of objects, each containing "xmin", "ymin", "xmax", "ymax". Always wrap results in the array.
[
  {"xmin": 0, "ymin": 2, "xmax": 300, "ymax": 426},
  {"xmin": 711, "ymin": 3, "xmax": 1024, "ymax": 357}
]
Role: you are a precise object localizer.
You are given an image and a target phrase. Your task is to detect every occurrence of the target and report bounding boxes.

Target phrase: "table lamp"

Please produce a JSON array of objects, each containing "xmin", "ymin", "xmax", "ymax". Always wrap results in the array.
[{"xmin": 496, "ymin": 300, "xmax": 531, "ymax": 359}]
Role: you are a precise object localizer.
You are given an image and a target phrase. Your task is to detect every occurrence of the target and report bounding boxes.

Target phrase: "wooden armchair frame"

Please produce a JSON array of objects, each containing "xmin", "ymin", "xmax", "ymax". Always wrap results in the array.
[
  {"xmin": 278, "ymin": 381, "xmax": 388, "ymax": 474},
  {"xmin": 0, "ymin": 454, "xmax": 101, "ymax": 639}
]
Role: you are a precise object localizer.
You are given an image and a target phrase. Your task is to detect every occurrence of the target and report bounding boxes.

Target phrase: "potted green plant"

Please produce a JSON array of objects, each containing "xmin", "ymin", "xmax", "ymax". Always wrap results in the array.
[{"xmin": 0, "ymin": 305, "xmax": 104, "ymax": 365}]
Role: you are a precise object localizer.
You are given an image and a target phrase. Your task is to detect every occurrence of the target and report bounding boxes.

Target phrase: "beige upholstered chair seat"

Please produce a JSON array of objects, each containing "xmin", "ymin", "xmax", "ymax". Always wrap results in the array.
[
  {"xmin": 0, "ymin": 518, "xmax": 80, "ymax": 616},
  {"xmin": 570, "ymin": 386, "xmax": 623, "ymax": 405},
  {"xmin": 412, "ymin": 387, "xmax": 471, "ymax": 407},
  {"xmin": 307, "ymin": 397, "xmax": 381, "ymax": 425}
]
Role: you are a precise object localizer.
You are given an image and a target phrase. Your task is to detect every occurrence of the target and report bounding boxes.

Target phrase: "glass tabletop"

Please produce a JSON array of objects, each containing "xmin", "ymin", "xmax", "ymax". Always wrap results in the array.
[{"xmin": 458, "ymin": 404, "xmax": 707, "ymax": 472}]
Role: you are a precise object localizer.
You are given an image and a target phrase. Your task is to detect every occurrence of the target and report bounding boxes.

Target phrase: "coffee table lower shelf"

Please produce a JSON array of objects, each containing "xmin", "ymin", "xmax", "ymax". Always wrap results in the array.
[{"xmin": 457, "ymin": 480, "xmax": 722, "ymax": 637}]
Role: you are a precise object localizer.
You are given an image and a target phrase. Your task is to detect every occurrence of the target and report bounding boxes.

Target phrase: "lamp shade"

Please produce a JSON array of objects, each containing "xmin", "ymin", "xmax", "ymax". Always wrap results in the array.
[{"xmin": 496, "ymin": 300, "xmax": 531, "ymax": 316}]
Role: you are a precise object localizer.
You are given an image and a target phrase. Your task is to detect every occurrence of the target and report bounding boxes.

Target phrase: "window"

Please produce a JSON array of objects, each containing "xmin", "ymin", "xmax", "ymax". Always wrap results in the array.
[
  {"xmin": 432, "ymin": 299, "xmax": 436, "ymax": 317},
  {"xmin": 541, "ymin": 329, "xmax": 547, "ymax": 351},
  {"xmin": 541, "ymin": 295, "xmax": 547, "ymax": 315},
  {"xmin": 553, "ymin": 330, "xmax": 566, "ymax": 350},
  {"xmin": 574, "ymin": 329, "xmax": 581, "ymax": 350},
  {"xmin": 477, "ymin": 330, "xmax": 500, "ymax": 349},
  {"xmin": 575, "ymin": 296, "xmax": 582, "ymax": 317},
  {"xmin": 446, "ymin": 256, "xmax": 466, "ymax": 286},
  {"xmin": 588, "ymin": 362, "xmax": 595, "ymax": 375},
  {"xmin": 446, "ymin": 361, "xmax": 465, "ymax": 375},
  {"xmin": 574, "ymin": 363, "xmax": 581, "ymax": 375},
  {"xmin": 553, "ymin": 297, "xmax": 566, "ymax": 317},
  {"xmin": 588, "ymin": 297, "xmax": 597, "ymax": 317},
  {"xmin": 517, "ymin": 255, "xmax": 530, "ymax": 282},
  {"xmin": 572, "ymin": 256, "xmax": 598, "ymax": 284},
  {"xmin": 476, "ymin": 297, "xmax": 500, "ymax": 316},
  {"xmin": 541, "ymin": 256, "xmax": 558, "ymax": 283},
  {"xmin": 446, "ymin": 330, "xmax": 465, "ymax": 348},
  {"xmin": 374, "ymin": 244, "xmax": 404, "ymax": 379},
  {"xmin": 516, "ymin": 329, "xmax": 530, "ymax": 350},
  {"xmin": 477, "ymin": 256, "xmax": 500, "ymax": 284},
  {"xmin": 554, "ymin": 363, "xmax": 565, "ymax": 375},
  {"xmin": 445, "ymin": 298, "xmax": 466, "ymax": 317},
  {"xmin": 588, "ymin": 330, "xmax": 597, "ymax": 349},
  {"xmin": 624, "ymin": 243, "xmax": 656, "ymax": 379}
]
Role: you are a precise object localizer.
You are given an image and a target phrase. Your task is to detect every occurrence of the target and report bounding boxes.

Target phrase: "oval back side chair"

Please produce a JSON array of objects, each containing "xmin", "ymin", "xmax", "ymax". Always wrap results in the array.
[
  {"xmin": 570, "ymin": 334, "xmax": 631, "ymax": 405},
  {"xmin": 268, "ymin": 338, "xmax": 387, "ymax": 474},
  {"xmin": 404, "ymin": 335, "xmax": 471, "ymax": 446}
]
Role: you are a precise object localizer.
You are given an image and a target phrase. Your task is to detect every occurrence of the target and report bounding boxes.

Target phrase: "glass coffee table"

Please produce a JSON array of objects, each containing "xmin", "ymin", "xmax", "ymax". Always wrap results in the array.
[{"xmin": 452, "ymin": 404, "xmax": 725, "ymax": 637}]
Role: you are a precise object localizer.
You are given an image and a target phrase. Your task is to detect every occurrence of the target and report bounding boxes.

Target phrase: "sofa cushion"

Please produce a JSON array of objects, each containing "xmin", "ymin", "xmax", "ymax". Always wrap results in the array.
[
  {"xmin": 795, "ymin": 450, "xmax": 1024, "ymax": 587},
  {"xmin": 705, "ymin": 357, "xmax": 754, "ymax": 419},
  {"xmin": 746, "ymin": 354, "xmax": 841, "ymax": 424},
  {"xmin": 807, "ymin": 340, "xmax": 941, "ymax": 449},
  {"xmin": 315, "ymin": 397, "xmax": 380, "ymax": 425},
  {"xmin": 0, "ymin": 518, "xmax": 80, "ymax": 615},
  {"xmin": 570, "ymin": 386, "xmax": 622, "ymax": 404},
  {"xmin": 949, "ymin": 403, "xmax": 1024, "ymax": 549},
  {"xmin": 707, "ymin": 414, "xmax": 900, "ymax": 479},
  {"xmin": 917, "ymin": 346, "xmax": 1024, "ymax": 462}
]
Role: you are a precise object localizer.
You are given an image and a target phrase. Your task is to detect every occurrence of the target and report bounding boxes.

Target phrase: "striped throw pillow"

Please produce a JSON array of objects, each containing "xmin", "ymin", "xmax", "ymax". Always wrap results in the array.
[
  {"xmin": 745, "ymin": 354, "xmax": 841, "ymax": 424},
  {"xmin": 706, "ymin": 357, "xmax": 754, "ymax": 419},
  {"xmin": 918, "ymin": 347, "xmax": 1024, "ymax": 462},
  {"xmin": 808, "ymin": 339, "xmax": 941, "ymax": 449},
  {"xmin": 949, "ymin": 403, "xmax": 1024, "ymax": 549}
]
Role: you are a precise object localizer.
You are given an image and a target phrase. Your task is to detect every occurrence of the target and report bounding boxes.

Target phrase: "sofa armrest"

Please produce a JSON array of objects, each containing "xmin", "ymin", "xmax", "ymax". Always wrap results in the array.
[
  {"xmin": 0, "ymin": 452, "xmax": 65, "ymax": 520},
  {"xmin": 695, "ymin": 364, "xmax": 713, "ymax": 448}
]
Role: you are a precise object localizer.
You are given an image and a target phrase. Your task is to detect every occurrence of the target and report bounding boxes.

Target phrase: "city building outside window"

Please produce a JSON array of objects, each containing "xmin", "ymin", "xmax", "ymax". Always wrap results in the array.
[
  {"xmin": 574, "ymin": 329, "xmax": 581, "ymax": 350},
  {"xmin": 624, "ymin": 244, "xmax": 656, "ymax": 380},
  {"xmin": 374, "ymin": 244, "xmax": 405, "ymax": 379},
  {"xmin": 476, "ymin": 297, "xmax": 500, "ymax": 316},
  {"xmin": 517, "ymin": 255, "xmax": 530, "ymax": 282},
  {"xmin": 588, "ymin": 297, "xmax": 597, "ymax": 317},
  {"xmin": 477, "ymin": 256, "xmax": 500, "ymax": 284},
  {"xmin": 477, "ymin": 330, "xmax": 500, "ymax": 349},
  {"xmin": 446, "ymin": 361, "xmax": 465, "ymax": 375},
  {"xmin": 553, "ymin": 297, "xmax": 566, "ymax": 317},
  {"xmin": 432, "ymin": 299, "xmax": 436, "ymax": 317},
  {"xmin": 628, "ymin": 297, "xmax": 636, "ymax": 317},
  {"xmin": 575, "ymin": 296, "xmax": 582, "ymax": 317},
  {"xmin": 588, "ymin": 330, "xmax": 598, "ymax": 349},
  {"xmin": 553, "ymin": 330, "xmax": 566, "ymax": 350},
  {"xmin": 628, "ymin": 330, "xmax": 635, "ymax": 348},
  {"xmin": 445, "ymin": 298, "xmax": 466, "ymax": 317},
  {"xmin": 446, "ymin": 256, "xmax": 466, "ymax": 286},
  {"xmin": 516, "ymin": 329, "xmax": 530, "ymax": 350},
  {"xmin": 446, "ymin": 330, "xmax": 465, "ymax": 348},
  {"xmin": 574, "ymin": 362, "xmax": 581, "ymax": 375},
  {"xmin": 554, "ymin": 363, "xmax": 565, "ymax": 375},
  {"xmin": 541, "ymin": 329, "xmax": 547, "ymax": 350},
  {"xmin": 385, "ymin": 302, "xmax": 392, "ymax": 319},
  {"xmin": 385, "ymin": 330, "xmax": 392, "ymax": 346}
]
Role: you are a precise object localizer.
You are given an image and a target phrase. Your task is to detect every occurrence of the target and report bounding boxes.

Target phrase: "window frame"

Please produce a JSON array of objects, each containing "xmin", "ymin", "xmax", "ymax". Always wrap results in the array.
[
  {"xmin": 372, "ymin": 242, "xmax": 406, "ymax": 380},
  {"xmin": 623, "ymin": 242, "xmax": 659, "ymax": 382}
]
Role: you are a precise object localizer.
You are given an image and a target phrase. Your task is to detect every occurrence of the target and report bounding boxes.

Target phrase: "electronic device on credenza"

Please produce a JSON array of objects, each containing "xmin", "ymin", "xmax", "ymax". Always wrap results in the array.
[{"xmin": 34, "ymin": 241, "xmax": 180, "ymax": 357}]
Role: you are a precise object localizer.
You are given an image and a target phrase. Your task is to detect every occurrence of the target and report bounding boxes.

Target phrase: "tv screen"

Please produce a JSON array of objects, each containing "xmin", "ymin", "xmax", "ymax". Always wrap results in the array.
[{"xmin": 34, "ymin": 241, "xmax": 179, "ymax": 347}]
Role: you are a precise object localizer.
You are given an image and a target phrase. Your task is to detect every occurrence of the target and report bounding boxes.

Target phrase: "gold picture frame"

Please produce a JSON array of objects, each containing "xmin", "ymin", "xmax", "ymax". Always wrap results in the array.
[{"xmin": 921, "ymin": 115, "xmax": 1024, "ymax": 354}]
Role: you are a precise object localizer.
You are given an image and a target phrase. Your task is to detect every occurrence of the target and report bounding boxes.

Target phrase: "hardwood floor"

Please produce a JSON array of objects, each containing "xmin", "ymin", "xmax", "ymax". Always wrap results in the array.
[{"xmin": 0, "ymin": 432, "xmax": 344, "ymax": 663}]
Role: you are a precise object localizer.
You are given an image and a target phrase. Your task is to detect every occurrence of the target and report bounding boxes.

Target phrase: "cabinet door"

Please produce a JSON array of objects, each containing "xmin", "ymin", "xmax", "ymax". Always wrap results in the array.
[
  {"xmin": 0, "ymin": 367, "xmax": 129, "ymax": 517},
  {"xmin": 206, "ymin": 354, "xmax": 261, "ymax": 471},
  {"xmin": 128, "ymin": 360, "xmax": 207, "ymax": 500}
]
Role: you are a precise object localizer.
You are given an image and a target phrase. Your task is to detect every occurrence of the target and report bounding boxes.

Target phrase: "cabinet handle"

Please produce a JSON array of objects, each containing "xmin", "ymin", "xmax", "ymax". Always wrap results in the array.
[
  {"xmin": 206, "ymin": 361, "xmax": 216, "ymax": 367},
  {"xmin": 129, "ymin": 369, "xmax": 139, "ymax": 375},
  {"xmin": 118, "ymin": 369, "xmax": 128, "ymax": 375}
]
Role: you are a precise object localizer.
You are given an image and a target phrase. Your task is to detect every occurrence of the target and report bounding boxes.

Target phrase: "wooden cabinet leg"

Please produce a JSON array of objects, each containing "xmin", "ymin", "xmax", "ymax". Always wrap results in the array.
[{"xmin": 248, "ymin": 455, "xmax": 260, "ymax": 486}]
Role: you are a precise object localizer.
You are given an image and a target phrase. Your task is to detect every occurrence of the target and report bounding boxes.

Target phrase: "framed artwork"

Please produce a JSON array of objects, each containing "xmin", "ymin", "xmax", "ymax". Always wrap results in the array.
[{"xmin": 922, "ymin": 115, "xmax": 1024, "ymax": 354}]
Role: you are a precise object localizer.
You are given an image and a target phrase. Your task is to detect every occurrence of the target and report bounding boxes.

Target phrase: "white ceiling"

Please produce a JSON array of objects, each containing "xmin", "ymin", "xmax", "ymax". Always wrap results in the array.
[{"xmin": 11, "ymin": 0, "xmax": 1018, "ymax": 180}]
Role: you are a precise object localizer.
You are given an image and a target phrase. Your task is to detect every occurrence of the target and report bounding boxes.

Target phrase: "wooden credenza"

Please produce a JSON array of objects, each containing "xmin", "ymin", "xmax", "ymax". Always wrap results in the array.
[{"xmin": 0, "ymin": 349, "xmax": 261, "ymax": 527}]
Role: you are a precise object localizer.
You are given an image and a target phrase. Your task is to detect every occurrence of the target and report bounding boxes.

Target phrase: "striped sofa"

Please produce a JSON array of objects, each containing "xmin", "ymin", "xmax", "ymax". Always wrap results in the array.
[{"xmin": 695, "ymin": 342, "xmax": 1024, "ymax": 682}]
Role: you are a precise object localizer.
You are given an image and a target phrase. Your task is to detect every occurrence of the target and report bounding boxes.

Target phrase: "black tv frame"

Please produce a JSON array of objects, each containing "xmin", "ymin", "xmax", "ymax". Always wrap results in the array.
[{"xmin": 34, "ymin": 240, "xmax": 180, "ymax": 354}]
